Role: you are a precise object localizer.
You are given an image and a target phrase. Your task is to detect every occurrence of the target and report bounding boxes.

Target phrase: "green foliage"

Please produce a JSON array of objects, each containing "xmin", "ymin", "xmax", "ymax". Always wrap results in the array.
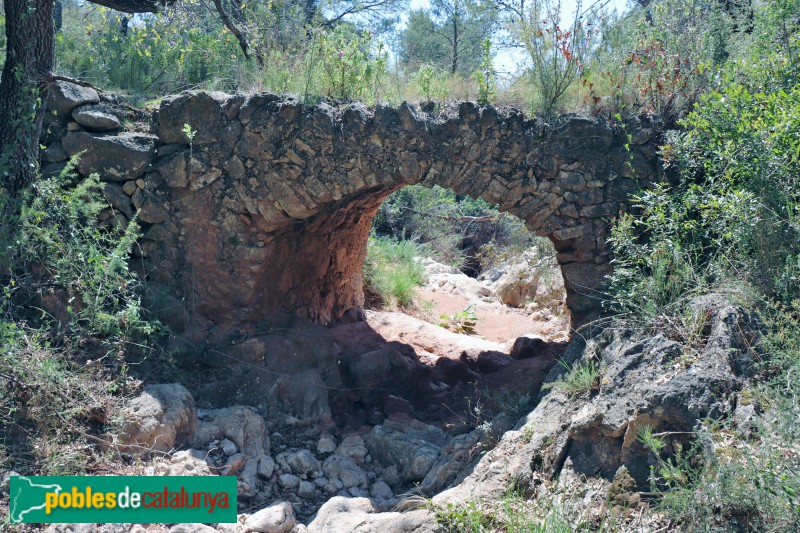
[
  {"xmin": 400, "ymin": 0, "xmax": 497, "ymax": 76},
  {"xmin": 413, "ymin": 64, "xmax": 449, "ymax": 103},
  {"xmin": 474, "ymin": 38, "xmax": 496, "ymax": 106},
  {"xmin": 312, "ymin": 26, "xmax": 389, "ymax": 101},
  {"xmin": 3, "ymin": 163, "xmax": 151, "ymax": 339},
  {"xmin": 0, "ymin": 163, "xmax": 152, "ymax": 476},
  {"xmin": 606, "ymin": 11, "xmax": 800, "ymax": 529},
  {"xmin": 543, "ymin": 357, "xmax": 602, "ymax": 397},
  {"xmin": 439, "ymin": 304, "xmax": 478, "ymax": 334},
  {"xmin": 363, "ymin": 235, "xmax": 426, "ymax": 308},
  {"xmin": 431, "ymin": 487, "xmax": 605, "ymax": 532}
]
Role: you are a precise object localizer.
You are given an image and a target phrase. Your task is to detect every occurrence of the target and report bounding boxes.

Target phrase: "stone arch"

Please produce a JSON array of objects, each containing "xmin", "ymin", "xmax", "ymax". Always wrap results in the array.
[{"xmin": 126, "ymin": 92, "xmax": 663, "ymax": 342}]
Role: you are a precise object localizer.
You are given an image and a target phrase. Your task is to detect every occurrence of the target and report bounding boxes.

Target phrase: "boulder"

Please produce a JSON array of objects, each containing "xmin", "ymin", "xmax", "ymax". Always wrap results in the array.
[
  {"xmin": 195, "ymin": 322, "xmax": 342, "ymax": 420},
  {"xmin": 61, "ymin": 131, "xmax": 156, "ymax": 181},
  {"xmin": 193, "ymin": 406, "xmax": 269, "ymax": 457},
  {"xmin": 72, "ymin": 103, "xmax": 122, "ymax": 132},
  {"xmin": 322, "ymin": 454, "xmax": 367, "ymax": 489},
  {"xmin": 366, "ymin": 415, "xmax": 449, "ymax": 483},
  {"xmin": 245, "ymin": 501, "xmax": 296, "ymax": 533},
  {"xmin": 102, "ymin": 182, "xmax": 134, "ymax": 218},
  {"xmin": 287, "ymin": 449, "xmax": 320, "ymax": 476},
  {"xmin": 46, "ymin": 80, "xmax": 100, "ymax": 116},
  {"xmin": 119, "ymin": 383, "xmax": 196, "ymax": 454},
  {"xmin": 510, "ymin": 335, "xmax": 549, "ymax": 359},
  {"xmin": 151, "ymin": 449, "xmax": 213, "ymax": 476},
  {"xmin": 157, "ymin": 91, "xmax": 230, "ymax": 145},
  {"xmin": 434, "ymin": 298, "xmax": 756, "ymax": 504},
  {"xmin": 487, "ymin": 249, "xmax": 564, "ymax": 309},
  {"xmin": 307, "ymin": 497, "xmax": 438, "ymax": 533},
  {"xmin": 343, "ymin": 348, "xmax": 415, "ymax": 405}
]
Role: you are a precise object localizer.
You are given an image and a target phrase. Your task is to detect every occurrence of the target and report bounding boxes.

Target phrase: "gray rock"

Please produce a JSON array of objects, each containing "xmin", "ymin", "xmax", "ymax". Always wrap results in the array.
[
  {"xmin": 244, "ymin": 501, "xmax": 296, "ymax": 533},
  {"xmin": 169, "ymin": 524, "xmax": 218, "ymax": 533},
  {"xmin": 307, "ymin": 497, "xmax": 438, "ymax": 533},
  {"xmin": 46, "ymin": 80, "xmax": 100, "ymax": 116},
  {"xmin": 103, "ymin": 183, "xmax": 134, "ymax": 218},
  {"xmin": 298, "ymin": 480, "xmax": 316, "ymax": 499},
  {"xmin": 344, "ymin": 348, "xmax": 415, "ymax": 405},
  {"xmin": 316, "ymin": 434, "xmax": 337, "ymax": 454},
  {"xmin": 158, "ymin": 91, "xmax": 230, "ymax": 145},
  {"xmin": 366, "ymin": 415, "xmax": 449, "ymax": 483},
  {"xmin": 278, "ymin": 473, "xmax": 301, "ymax": 490},
  {"xmin": 370, "ymin": 481, "xmax": 394, "ymax": 500},
  {"xmin": 152, "ymin": 449, "xmax": 213, "ymax": 476},
  {"xmin": 221, "ymin": 452, "xmax": 248, "ymax": 476},
  {"xmin": 335, "ymin": 435, "xmax": 368, "ymax": 464},
  {"xmin": 287, "ymin": 449, "xmax": 320, "ymax": 476},
  {"xmin": 1, "ymin": 470, "xmax": 19, "ymax": 496},
  {"xmin": 72, "ymin": 104, "xmax": 122, "ymax": 132},
  {"xmin": 257, "ymin": 454, "xmax": 276, "ymax": 478},
  {"xmin": 119, "ymin": 383, "xmax": 196, "ymax": 454},
  {"xmin": 220, "ymin": 438, "xmax": 238, "ymax": 456},
  {"xmin": 238, "ymin": 457, "xmax": 260, "ymax": 498},
  {"xmin": 193, "ymin": 406, "xmax": 269, "ymax": 457},
  {"xmin": 435, "ymin": 297, "xmax": 756, "ymax": 504},
  {"xmin": 42, "ymin": 142, "xmax": 68, "ymax": 164},
  {"xmin": 61, "ymin": 132, "xmax": 156, "ymax": 181},
  {"xmin": 322, "ymin": 454, "xmax": 367, "ymax": 489}
]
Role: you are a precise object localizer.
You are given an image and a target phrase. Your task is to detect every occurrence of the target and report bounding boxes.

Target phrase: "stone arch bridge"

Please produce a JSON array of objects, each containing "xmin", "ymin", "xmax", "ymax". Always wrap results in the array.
[{"xmin": 46, "ymin": 86, "xmax": 663, "ymax": 343}]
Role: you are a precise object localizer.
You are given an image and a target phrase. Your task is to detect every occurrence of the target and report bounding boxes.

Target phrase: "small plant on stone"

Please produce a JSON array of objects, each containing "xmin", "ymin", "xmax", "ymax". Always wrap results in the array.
[
  {"xmin": 439, "ymin": 304, "xmax": 479, "ymax": 335},
  {"xmin": 544, "ymin": 357, "xmax": 602, "ymax": 397}
]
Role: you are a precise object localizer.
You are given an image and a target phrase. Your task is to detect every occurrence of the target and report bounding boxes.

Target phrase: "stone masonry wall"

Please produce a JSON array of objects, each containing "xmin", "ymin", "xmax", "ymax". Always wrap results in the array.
[{"xmin": 41, "ymin": 81, "xmax": 663, "ymax": 344}]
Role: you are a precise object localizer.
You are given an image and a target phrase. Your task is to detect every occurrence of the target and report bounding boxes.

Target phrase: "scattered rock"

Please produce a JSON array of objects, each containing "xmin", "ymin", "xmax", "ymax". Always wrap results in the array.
[
  {"xmin": 307, "ymin": 497, "xmax": 438, "ymax": 533},
  {"xmin": 244, "ymin": 501, "xmax": 296, "ymax": 533},
  {"xmin": 169, "ymin": 525, "xmax": 218, "ymax": 533},
  {"xmin": 322, "ymin": 454, "xmax": 367, "ymax": 489},
  {"xmin": 287, "ymin": 449, "xmax": 320, "ymax": 477},
  {"xmin": 335, "ymin": 435, "xmax": 368, "ymax": 464},
  {"xmin": 370, "ymin": 481, "xmax": 394, "ymax": 500},
  {"xmin": 257, "ymin": 454, "xmax": 276, "ymax": 479},
  {"xmin": 72, "ymin": 103, "xmax": 122, "ymax": 132},
  {"xmin": 366, "ymin": 415, "xmax": 449, "ymax": 483},
  {"xmin": 298, "ymin": 480, "xmax": 316, "ymax": 499},
  {"xmin": 61, "ymin": 132, "xmax": 156, "ymax": 181},
  {"xmin": 119, "ymin": 383, "xmax": 196, "ymax": 454},
  {"xmin": 1, "ymin": 470, "xmax": 19, "ymax": 496},
  {"xmin": 193, "ymin": 406, "xmax": 269, "ymax": 457},
  {"xmin": 46, "ymin": 80, "xmax": 100, "ymax": 116},
  {"xmin": 220, "ymin": 438, "xmax": 238, "ymax": 456},
  {"xmin": 221, "ymin": 453, "xmax": 248, "ymax": 476},
  {"xmin": 278, "ymin": 473, "xmax": 301, "ymax": 490},
  {"xmin": 316, "ymin": 434, "xmax": 336, "ymax": 455},
  {"xmin": 153, "ymin": 449, "xmax": 213, "ymax": 476}
]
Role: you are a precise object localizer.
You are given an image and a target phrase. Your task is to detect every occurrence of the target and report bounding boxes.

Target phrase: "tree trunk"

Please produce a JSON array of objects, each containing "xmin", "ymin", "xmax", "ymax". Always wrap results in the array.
[{"xmin": 0, "ymin": 0, "xmax": 54, "ymax": 195}]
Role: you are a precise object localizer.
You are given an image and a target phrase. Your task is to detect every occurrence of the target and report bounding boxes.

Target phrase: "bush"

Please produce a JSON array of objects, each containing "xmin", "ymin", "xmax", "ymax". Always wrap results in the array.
[
  {"xmin": 363, "ymin": 235, "xmax": 426, "ymax": 308},
  {"xmin": 0, "ymin": 164, "xmax": 152, "ymax": 476}
]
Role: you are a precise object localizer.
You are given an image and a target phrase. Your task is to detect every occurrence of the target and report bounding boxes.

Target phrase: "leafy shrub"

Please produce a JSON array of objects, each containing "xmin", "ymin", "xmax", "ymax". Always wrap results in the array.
[
  {"xmin": 3, "ymin": 163, "xmax": 151, "ymax": 339},
  {"xmin": 363, "ymin": 235, "xmax": 426, "ymax": 308},
  {"xmin": 0, "ymin": 164, "xmax": 151, "ymax": 476},
  {"xmin": 439, "ymin": 304, "xmax": 479, "ymax": 334}
]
